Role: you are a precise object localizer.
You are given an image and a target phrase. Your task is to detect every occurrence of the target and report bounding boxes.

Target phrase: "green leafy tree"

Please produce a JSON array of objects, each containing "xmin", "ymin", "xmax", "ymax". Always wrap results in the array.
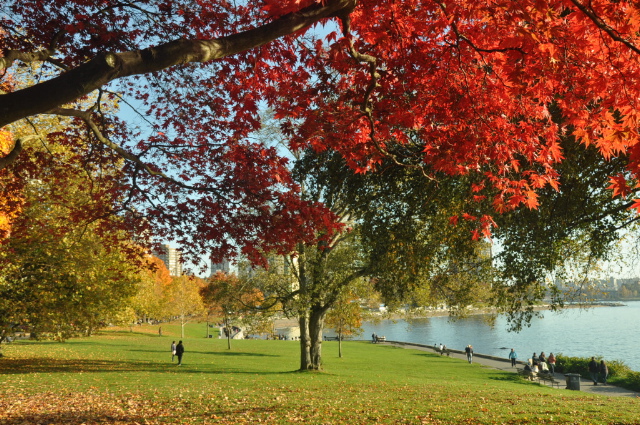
[
  {"xmin": 324, "ymin": 287, "xmax": 366, "ymax": 358},
  {"xmin": 165, "ymin": 275, "xmax": 205, "ymax": 338},
  {"xmin": 489, "ymin": 108, "xmax": 640, "ymax": 330},
  {"xmin": 246, "ymin": 147, "xmax": 492, "ymax": 370},
  {"xmin": 0, "ymin": 119, "xmax": 143, "ymax": 341},
  {"xmin": 0, "ymin": 215, "xmax": 141, "ymax": 340}
]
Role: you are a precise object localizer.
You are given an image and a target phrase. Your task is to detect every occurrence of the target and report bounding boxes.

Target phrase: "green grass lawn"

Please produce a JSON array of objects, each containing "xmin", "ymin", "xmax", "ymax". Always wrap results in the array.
[{"xmin": 1, "ymin": 322, "xmax": 638, "ymax": 424}]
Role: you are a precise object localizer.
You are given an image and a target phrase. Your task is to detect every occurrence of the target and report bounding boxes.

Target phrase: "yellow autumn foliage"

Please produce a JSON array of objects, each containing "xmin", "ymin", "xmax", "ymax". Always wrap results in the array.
[
  {"xmin": 0, "ymin": 128, "xmax": 13, "ymax": 156},
  {"xmin": 0, "ymin": 128, "xmax": 23, "ymax": 239}
]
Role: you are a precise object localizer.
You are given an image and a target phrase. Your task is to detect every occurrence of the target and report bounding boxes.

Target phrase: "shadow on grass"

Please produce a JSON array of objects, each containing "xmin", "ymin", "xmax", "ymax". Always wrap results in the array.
[
  {"xmin": 486, "ymin": 373, "xmax": 565, "ymax": 390},
  {"xmin": 127, "ymin": 348, "xmax": 279, "ymax": 357},
  {"xmin": 0, "ymin": 357, "xmax": 296, "ymax": 376},
  {"xmin": 412, "ymin": 352, "xmax": 454, "ymax": 361},
  {"xmin": 1, "ymin": 411, "xmax": 134, "ymax": 425},
  {"xmin": 1, "ymin": 403, "xmax": 282, "ymax": 425},
  {"xmin": 97, "ymin": 330, "xmax": 165, "ymax": 338},
  {"xmin": 193, "ymin": 350, "xmax": 279, "ymax": 357}
]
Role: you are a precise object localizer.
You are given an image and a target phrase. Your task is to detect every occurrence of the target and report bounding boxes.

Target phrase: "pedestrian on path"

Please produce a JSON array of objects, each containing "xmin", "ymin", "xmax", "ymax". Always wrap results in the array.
[
  {"xmin": 508, "ymin": 348, "xmax": 518, "ymax": 367},
  {"xmin": 599, "ymin": 360, "xmax": 609, "ymax": 385},
  {"xmin": 465, "ymin": 345, "xmax": 473, "ymax": 363},
  {"xmin": 547, "ymin": 353, "xmax": 556, "ymax": 374},
  {"xmin": 176, "ymin": 340, "xmax": 185, "ymax": 366},
  {"xmin": 171, "ymin": 341, "xmax": 177, "ymax": 362},
  {"xmin": 589, "ymin": 357, "xmax": 599, "ymax": 385}
]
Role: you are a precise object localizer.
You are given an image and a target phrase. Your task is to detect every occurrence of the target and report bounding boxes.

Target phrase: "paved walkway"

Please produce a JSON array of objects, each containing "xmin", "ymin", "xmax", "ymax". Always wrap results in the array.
[{"xmin": 382, "ymin": 341, "xmax": 640, "ymax": 398}]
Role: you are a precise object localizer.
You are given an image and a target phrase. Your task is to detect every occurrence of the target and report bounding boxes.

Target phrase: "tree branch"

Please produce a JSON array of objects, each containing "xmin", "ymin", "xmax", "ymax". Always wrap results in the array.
[
  {"xmin": 568, "ymin": 0, "xmax": 640, "ymax": 56},
  {"xmin": 0, "ymin": 137, "xmax": 24, "ymax": 170},
  {"xmin": 0, "ymin": 0, "xmax": 358, "ymax": 128},
  {"xmin": 340, "ymin": 15, "xmax": 436, "ymax": 180},
  {"xmin": 51, "ymin": 107, "xmax": 227, "ymax": 196}
]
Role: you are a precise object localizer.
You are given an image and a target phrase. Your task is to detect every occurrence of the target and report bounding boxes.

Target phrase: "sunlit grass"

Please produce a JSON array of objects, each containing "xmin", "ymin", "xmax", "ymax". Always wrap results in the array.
[{"xmin": 1, "ymin": 322, "xmax": 638, "ymax": 424}]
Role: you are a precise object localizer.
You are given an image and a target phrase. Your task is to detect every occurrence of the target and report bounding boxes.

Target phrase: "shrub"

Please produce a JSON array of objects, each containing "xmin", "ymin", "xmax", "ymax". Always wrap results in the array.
[
  {"xmin": 554, "ymin": 353, "xmax": 640, "ymax": 392},
  {"xmin": 554, "ymin": 353, "xmax": 589, "ymax": 377}
]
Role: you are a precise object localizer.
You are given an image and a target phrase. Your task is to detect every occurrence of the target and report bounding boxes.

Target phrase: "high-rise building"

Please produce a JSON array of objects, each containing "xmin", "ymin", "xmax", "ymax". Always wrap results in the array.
[
  {"xmin": 210, "ymin": 258, "xmax": 231, "ymax": 276},
  {"xmin": 154, "ymin": 243, "xmax": 182, "ymax": 276}
]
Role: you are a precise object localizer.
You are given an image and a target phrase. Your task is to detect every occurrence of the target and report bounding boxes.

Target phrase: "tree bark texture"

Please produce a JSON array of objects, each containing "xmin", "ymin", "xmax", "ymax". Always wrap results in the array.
[
  {"xmin": 298, "ymin": 305, "xmax": 328, "ymax": 370},
  {"xmin": 298, "ymin": 315, "xmax": 312, "ymax": 370}
]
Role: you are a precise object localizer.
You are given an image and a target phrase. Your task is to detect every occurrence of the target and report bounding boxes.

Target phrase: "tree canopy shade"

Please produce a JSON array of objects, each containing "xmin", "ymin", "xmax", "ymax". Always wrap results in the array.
[{"xmin": 3, "ymin": 0, "xmax": 640, "ymax": 265}]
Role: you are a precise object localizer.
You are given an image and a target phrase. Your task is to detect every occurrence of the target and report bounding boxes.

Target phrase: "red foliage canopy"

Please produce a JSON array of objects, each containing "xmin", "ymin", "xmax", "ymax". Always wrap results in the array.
[{"xmin": 1, "ymin": 0, "xmax": 640, "ymax": 265}]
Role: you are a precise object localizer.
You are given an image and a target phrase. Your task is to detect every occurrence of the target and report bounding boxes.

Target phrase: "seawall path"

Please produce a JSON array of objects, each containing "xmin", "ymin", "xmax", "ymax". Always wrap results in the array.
[{"xmin": 381, "ymin": 340, "xmax": 640, "ymax": 398}]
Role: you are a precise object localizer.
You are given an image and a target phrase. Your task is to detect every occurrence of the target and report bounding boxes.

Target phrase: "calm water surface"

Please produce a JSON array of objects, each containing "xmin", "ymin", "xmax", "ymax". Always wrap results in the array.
[{"xmin": 362, "ymin": 301, "xmax": 640, "ymax": 371}]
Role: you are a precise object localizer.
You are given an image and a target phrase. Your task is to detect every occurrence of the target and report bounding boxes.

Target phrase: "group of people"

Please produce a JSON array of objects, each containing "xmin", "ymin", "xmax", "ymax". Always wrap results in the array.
[
  {"xmin": 464, "ymin": 345, "xmax": 473, "ymax": 363},
  {"xmin": 520, "ymin": 351, "xmax": 557, "ymax": 376},
  {"xmin": 589, "ymin": 357, "xmax": 609, "ymax": 385},
  {"xmin": 436, "ymin": 343, "xmax": 449, "ymax": 356},
  {"xmin": 432, "ymin": 343, "xmax": 471, "ymax": 361},
  {"xmin": 171, "ymin": 340, "xmax": 185, "ymax": 366}
]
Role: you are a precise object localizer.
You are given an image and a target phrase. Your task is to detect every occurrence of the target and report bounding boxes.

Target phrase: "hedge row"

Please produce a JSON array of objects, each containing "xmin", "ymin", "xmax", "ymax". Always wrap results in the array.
[{"xmin": 555, "ymin": 354, "xmax": 640, "ymax": 392}]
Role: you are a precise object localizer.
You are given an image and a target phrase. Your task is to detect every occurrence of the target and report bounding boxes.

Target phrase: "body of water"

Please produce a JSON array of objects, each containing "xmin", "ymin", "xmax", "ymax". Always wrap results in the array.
[{"xmin": 361, "ymin": 301, "xmax": 640, "ymax": 371}]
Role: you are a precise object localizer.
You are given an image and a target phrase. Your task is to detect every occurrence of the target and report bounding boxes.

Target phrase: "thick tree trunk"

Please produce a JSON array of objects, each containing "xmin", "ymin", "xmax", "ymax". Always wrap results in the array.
[
  {"xmin": 298, "ymin": 315, "xmax": 312, "ymax": 370},
  {"xmin": 308, "ymin": 306, "xmax": 326, "ymax": 370},
  {"xmin": 297, "ymin": 305, "xmax": 327, "ymax": 371}
]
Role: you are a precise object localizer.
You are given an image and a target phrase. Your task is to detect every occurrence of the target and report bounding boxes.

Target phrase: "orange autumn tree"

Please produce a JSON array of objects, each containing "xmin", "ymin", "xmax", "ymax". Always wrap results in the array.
[{"xmin": 200, "ymin": 271, "xmax": 268, "ymax": 350}]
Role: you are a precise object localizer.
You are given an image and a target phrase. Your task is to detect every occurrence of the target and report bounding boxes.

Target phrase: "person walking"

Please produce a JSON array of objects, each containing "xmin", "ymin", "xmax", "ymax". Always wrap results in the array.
[
  {"xmin": 171, "ymin": 341, "xmax": 177, "ymax": 362},
  {"xmin": 508, "ymin": 348, "xmax": 518, "ymax": 367},
  {"xmin": 176, "ymin": 340, "xmax": 185, "ymax": 366},
  {"xmin": 465, "ymin": 345, "xmax": 473, "ymax": 364},
  {"xmin": 547, "ymin": 353, "xmax": 556, "ymax": 374},
  {"xmin": 599, "ymin": 360, "xmax": 609, "ymax": 385},
  {"xmin": 588, "ymin": 357, "xmax": 599, "ymax": 385}
]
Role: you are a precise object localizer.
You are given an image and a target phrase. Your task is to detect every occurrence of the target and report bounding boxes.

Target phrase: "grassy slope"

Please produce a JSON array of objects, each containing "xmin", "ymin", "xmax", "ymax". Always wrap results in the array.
[{"xmin": 0, "ymin": 323, "xmax": 638, "ymax": 424}]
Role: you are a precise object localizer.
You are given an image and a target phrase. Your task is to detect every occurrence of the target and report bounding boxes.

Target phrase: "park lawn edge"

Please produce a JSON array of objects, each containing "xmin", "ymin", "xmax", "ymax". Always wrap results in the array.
[{"xmin": 1, "ymin": 323, "xmax": 639, "ymax": 424}]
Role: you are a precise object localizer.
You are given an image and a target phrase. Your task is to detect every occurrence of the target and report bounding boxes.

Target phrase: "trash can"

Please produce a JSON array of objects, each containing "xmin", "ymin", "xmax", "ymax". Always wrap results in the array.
[{"xmin": 565, "ymin": 373, "xmax": 581, "ymax": 391}]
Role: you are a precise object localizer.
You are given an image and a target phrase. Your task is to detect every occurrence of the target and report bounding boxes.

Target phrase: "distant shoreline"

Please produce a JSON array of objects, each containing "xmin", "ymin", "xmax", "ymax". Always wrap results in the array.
[
  {"xmin": 273, "ymin": 302, "xmax": 625, "ymax": 328},
  {"xmin": 378, "ymin": 301, "xmax": 625, "ymax": 320}
]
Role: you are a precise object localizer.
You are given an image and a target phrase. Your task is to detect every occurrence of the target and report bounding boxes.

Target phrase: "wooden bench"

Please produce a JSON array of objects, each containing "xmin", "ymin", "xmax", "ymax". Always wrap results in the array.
[
  {"xmin": 516, "ymin": 368, "xmax": 538, "ymax": 381},
  {"xmin": 537, "ymin": 372, "xmax": 562, "ymax": 388},
  {"xmin": 516, "ymin": 369, "xmax": 562, "ymax": 388},
  {"xmin": 375, "ymin": 336, "xmax": 386, "ymax": 343}
]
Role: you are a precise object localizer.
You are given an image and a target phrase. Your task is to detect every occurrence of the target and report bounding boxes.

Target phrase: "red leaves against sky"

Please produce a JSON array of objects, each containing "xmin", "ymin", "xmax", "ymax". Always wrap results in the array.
[{"xmin": 3, "ymin": 0, "xmax": 640, "ymax": 261}]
